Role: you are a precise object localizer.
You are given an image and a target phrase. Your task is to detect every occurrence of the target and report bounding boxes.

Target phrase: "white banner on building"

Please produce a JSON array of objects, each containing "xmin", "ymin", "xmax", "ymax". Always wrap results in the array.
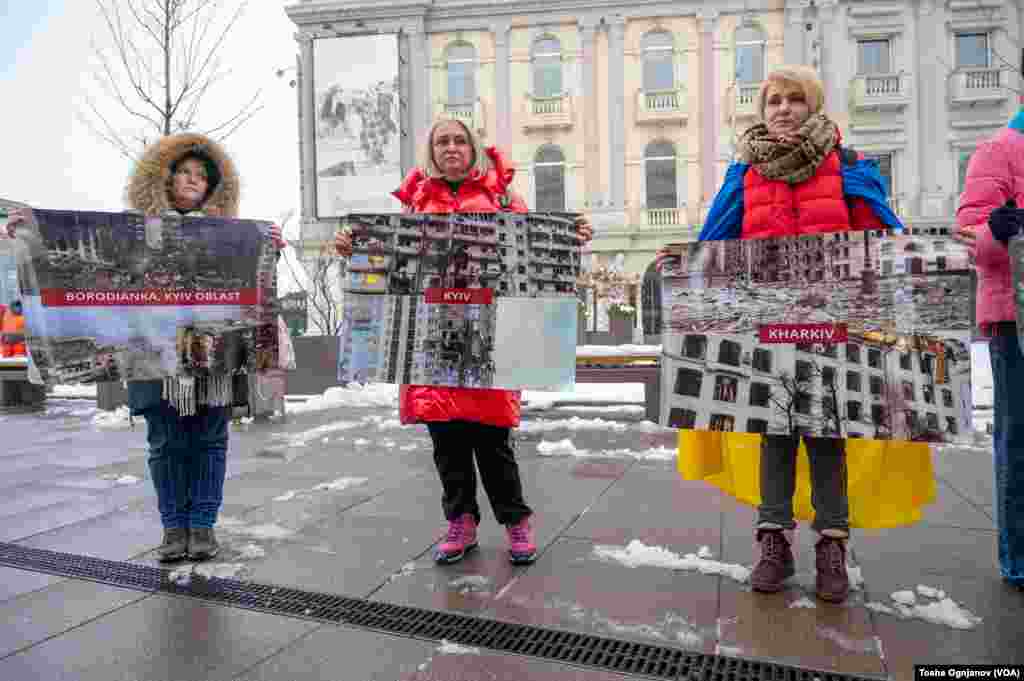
[{"xmin": 314, "ymin": 35, "xmax": 402, "ymax": 218}]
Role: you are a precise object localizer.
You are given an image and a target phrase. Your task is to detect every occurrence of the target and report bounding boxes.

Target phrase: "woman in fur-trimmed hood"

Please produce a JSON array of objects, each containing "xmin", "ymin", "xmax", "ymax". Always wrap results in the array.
[{"xmin": 125, "ymin": 132, "xmax": 240, "ymax": 217}]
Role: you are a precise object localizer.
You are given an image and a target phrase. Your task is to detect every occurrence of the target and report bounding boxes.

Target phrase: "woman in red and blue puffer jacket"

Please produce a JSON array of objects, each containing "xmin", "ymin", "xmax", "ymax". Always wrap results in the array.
[{"xmin": 336, "ymin": 118, "xmax": 592, "ymax": 566}]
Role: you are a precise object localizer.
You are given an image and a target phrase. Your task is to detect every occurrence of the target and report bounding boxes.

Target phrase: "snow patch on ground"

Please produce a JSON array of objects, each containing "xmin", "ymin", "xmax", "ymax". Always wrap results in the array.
[
  {"xmin": 287, "ymin": 384, "xmax": 399, "ymax": 413},
  {"xmin": 100, "ymin": 474, "xmax": 141, "ymax": 485},
  {"xmin": 593, "ymin": 540, "xmax": 751, "ymax": 583},
  {"xmin": 448, "ymin": 575, "xmax": 491, "ymax": 593},
  {"xmin": 313, "ymin": 476, "xmax": 368, "ymax": 492},
  {"xmin": 576, "ymin": 344, "xmax": 661, "ymax": 357},
  {"xmin": 93, "ymin": 406, "xmax": 132, "ymax": 429},
  {"xmin": 815, "ymin": 626, "xmax": 877, "ymax": 654},
  {"xmin": 789, "ymin": 597, "xmax": 817, "ymax": 609},
  {"xmin": 437, "ymin": 640, "xmax": 481, "ymax": 655},
  {"xmin": 50, "ymin": 384, "xmax": 99, "ymax": 399},
  {"xmin": 236, "ymin": 543, "xmax": 266, "ymax": 559},
  {"xmin": 536, "ymin": 438, "xmax": 675, "ymax": 461},
  {"xmin": 873, "ymin": 586, "xmax": 982, "ymax": 629},
  {"xmin": 219, "ymin": 517, "xmax": 294, "ymax": 540}
]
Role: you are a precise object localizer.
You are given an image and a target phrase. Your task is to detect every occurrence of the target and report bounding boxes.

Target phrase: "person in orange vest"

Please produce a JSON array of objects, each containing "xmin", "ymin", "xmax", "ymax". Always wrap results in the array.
[{"xmin": 0, "ymin": 299, "xmax": 26, "ymax": 357}]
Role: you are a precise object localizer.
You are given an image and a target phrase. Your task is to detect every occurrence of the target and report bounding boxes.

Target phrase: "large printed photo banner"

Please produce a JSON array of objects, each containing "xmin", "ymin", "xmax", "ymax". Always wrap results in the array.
[
  {"xmin": 338, "ymin": 212, "xmax": 581, "ymax": 391},
  {"xmin": 659, "ymin": 229, "xmax": 973, "ymax": 444},
  {"xmin": 13, "ymin": 209, "xmax": 278, "ymax": 384},
  {"xmin": 314, "ymin": 34, "xmax": 402, "ymax": 218}
]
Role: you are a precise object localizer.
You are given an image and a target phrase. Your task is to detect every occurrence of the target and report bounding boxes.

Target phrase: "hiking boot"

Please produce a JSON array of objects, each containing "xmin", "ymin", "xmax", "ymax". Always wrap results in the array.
[
  {"xmin": 188, "ymin": 527, "xmax": 220, "ymax": 561},
  {"xmin": 815, "ymin": 535, "xmax": 850, "ymax": 603},
  {"xmin": 434, "ymin": 514, "xmax": 478, "ymax": 565},
  {"xmin": 156, "ymin": 528, "xmax": 188, "ymax": 563},
  {"xmin": 750, "ymin": 528, "xmax": 795, "ymax": 593},
  {"xmin": 506, "ymin": 516, "xmax": 537, "ymax": 565}
]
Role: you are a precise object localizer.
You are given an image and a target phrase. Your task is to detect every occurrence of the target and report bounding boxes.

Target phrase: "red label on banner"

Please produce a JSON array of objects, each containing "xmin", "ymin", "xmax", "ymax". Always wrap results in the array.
[
  {"xmin": 423, "ymin": 288, "xmax": 494, "ymax": 305},
  {"xmin": 758, "ymin": 323, "xmax": 848, "ymax": 344},
  {"xmin": 40, "ymin": 288, "xmax": 259, "ymax": 307}
]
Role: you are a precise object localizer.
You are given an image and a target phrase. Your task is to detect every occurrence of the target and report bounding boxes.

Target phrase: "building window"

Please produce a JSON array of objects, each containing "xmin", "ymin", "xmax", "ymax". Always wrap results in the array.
[
  {"xmin": 955, "ymin": 32, "xmax": 989, "ymax": 69},
  {"xmin": 822, "ymin": 345, "xmax": 838, "ymax": 358},
  {"xmin": 857, "ymin": 38, "xmax": 891, "ymax": 74},
  {"xmin": 923, "ymin": 384, "xmax": 935, "ymax": 405},
  {"xmin": 714, "ymin": 375, "xmax": 739, "ymax": 402},
  {"xmin": 642, "ymin": 30, "xmax": 675, "ymax": 91},
  {"xmin": 752, "ymin": 348, "xmax": 772, "ymax": 373},
  {"xmin": 906, "ymin": 411, "xmax": 919, "ymax": 431},
  {"xmin": 872, "ymin": 404, "xmax": 887, "ymax": 426},
  {"xmin": 848, "ymin": 400, "xmax": 863, "ymax": 421},
  {"xmin": 899, "ymin": 352, "xmax": 912, "ymax": 370},
  {"xmin": 795, "ymin": 392, "xmax": 812, "ymax": 415},
  {"xmin": 958, "ymin": 150, "xmax": 974, "ymax": 195},
  {"xmin": 795, "ymin": 360, "xmax": 813, "ymax": 382},
  {"xmin": 847, "ymin": 371, "xmax": 862, "ymax": 392},
  {"xmin": 709, "ymin": 414, "xmax": 736, "ymax": 432},
  {"xmin": 747, "ymin": 418, "xmax": 769, "ymax": 434},
  {"xmin": 870, "ymin": 375, "xmax": 884, "ymax": 396},
  {"xmin": 532, "ymin": 36, "xmax": 563, "ymax": 98},
  {"xmin": 750, "ymin": 382, "xmax": 771, "ymax": 408},
  {"xmin": 735, "ymin": 24, "xmax": 765, "ymax": 84},
  {"xmin": 445, "ymin": 42, "xmax": 476, "ymax": 104},
  {"xmin": 644, "ymin": 140, "xmax": 678, "ymax": 209},
  {"xmin": 668, "ymin": 407, "xmax": 697, "ymax": 428},
  {"xmin": 926, "ymin": 412, "xmax": 940, "ymax": 432},
  {"xmin": 718, "ymin": 339, "xmax": 741, "ymax": 366},
  {"xmin": 864, "ymin": 153, "xmax": 894, "ymax": 199},
  {"xmin": 942, "ymin": 389, "xmax": 954, "ymax": 408},
  {"xmin": 822, "ymin": 365, "xmax": 836, "ymax": 387},
  {"xmin": 534, "ymin": 145, "xmax": 566, "ymax": 212},
  {"xmin": 902, "ymin": 380, "xmax": 915, "ymax": 402},
  {"xmin": 868, "ymin": 348, "xmax": 882, "ymax": 369},
  {"xmin": 674, "ymin": 368, "xmax": 702, "ymax": 397},
  {"xmin": 683, "ymin": 334, "xmax": 707, "ymax": 359},
  {"xmin": 846, "ymin": 343, "xmax": 861, "ymax": 364},
  {"xmin": 946, "ymin": 416, "xmax": 958, "ymax": 435}
]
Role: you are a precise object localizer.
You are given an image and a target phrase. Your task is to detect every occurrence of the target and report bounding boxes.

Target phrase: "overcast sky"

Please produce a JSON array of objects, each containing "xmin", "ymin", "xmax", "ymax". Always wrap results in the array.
[{"xmin": 0, "ymin": 0, "xmax": 300, "ymax": 234}]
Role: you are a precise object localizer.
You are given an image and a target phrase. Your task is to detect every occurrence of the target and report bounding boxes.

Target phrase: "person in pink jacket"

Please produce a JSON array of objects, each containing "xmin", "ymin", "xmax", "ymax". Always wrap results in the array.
[{"xmin": 955, "ymin": 106, "xmax": 1024, "ymax": 588}]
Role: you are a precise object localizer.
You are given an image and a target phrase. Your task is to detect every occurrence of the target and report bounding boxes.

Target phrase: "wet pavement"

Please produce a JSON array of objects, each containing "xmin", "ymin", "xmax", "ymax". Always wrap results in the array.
[{"xmin": 0, "ymin": 397, "xmax": 1019, "ymax": 680}]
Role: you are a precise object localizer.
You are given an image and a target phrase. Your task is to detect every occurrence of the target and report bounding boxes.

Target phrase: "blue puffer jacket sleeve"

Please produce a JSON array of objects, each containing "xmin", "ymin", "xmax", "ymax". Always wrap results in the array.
[
  {"xmin": 841, "ymin": 158, "xmax": 904, "ymax": 233},
  {"xmin": 697, "ymin": 162, "xmax": 747, "ymax": 242}
]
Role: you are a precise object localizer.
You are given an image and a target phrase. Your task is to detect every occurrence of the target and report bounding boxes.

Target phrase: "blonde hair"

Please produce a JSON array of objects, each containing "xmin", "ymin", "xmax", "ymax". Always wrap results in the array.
[
  {"xmin": 422, "ymin": 118, "xmax": 491, "ymax": 179},
  {"xmin": 756, "ymin": 65, "xmax": 825, "ymax": 121}
]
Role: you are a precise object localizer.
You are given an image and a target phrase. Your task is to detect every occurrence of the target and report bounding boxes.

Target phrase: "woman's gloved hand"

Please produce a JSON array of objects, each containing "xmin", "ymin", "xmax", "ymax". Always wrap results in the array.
[{"xmin": 989, "ymin": 198, "xmax": 1024, "ymax": 244}]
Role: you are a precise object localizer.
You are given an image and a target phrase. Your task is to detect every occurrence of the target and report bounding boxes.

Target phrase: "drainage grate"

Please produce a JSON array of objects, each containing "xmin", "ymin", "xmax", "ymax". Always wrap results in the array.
[{"xmin": 0, "ymin": 542, "xmax": 881, "ymax": 681}]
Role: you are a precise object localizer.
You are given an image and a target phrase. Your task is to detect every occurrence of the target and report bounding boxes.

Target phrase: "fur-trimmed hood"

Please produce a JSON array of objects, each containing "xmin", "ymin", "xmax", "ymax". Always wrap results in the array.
[{"xmin": 125, "ymin": 133, "xmax": 240, "ymax": 217}]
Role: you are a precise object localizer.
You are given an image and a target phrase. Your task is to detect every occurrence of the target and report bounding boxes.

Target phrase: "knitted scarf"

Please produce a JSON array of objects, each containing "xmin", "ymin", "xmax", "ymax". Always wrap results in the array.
[{"xmin": 737, "ymin": 113, "xmax": 840, "ymax": 185}]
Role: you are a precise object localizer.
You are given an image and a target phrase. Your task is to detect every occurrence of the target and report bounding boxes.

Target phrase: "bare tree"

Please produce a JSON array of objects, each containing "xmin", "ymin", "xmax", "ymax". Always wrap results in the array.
[
  {"xmin": 80, "ymin": 0, "xmax": 263, "ymax": 160},
  {"xmin": 769, "ymin": 369, "xmax": 814, "ymax": 436},
  {"xmin": 278, "ymin": 222, "xmax": 346, "ymax": 336}
]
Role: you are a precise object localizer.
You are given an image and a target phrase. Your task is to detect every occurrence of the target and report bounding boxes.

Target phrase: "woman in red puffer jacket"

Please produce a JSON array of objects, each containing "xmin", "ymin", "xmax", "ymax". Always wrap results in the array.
[{"xmin": 336, "ymin": 118, "xmax": 592, "ymax": 566}]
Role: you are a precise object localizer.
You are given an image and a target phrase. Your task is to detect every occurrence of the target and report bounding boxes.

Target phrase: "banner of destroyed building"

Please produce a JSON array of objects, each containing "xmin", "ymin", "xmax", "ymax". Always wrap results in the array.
[
  {"xmin": 338, "ymin": 212, "xmax": 581, "ymax": 391},
  {"xmin": 314, "ymin": 34, "xmax": 402, "ymax": 218},
  {"xmin": 658, "ymin": 229, "xmax": 973, "ymax": 443},
  {"xmin": 13, "ymin": 209, "xmax": 278, "ymax": 384}
]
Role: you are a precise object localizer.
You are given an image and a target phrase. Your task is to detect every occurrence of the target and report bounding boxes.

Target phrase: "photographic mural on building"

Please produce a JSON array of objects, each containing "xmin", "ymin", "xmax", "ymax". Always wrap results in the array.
[
  {"xmin": 659, "ymin": 231, "xmax": 973, "ymax": 443},
  {"xmin": 338, "ymin": 212, "xmax": 581, "ymax": 390},
  {"xmin": 314, "ymin": 34, "xmax": 402, "ymax": 217},
  {"xmin": 14, "ymin": 209, "xmax": 278, "ymax": 384}
]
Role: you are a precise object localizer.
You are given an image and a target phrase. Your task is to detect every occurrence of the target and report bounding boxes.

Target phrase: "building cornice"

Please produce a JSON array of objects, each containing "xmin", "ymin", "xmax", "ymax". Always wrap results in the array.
[{"xmin": 286, "ymin": 0, "xmax": 785, "ymax": 29}]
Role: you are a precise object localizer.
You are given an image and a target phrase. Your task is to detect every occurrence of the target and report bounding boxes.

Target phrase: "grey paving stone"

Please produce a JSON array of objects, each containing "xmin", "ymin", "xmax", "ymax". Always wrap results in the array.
[{"xmin": 0, "ymin": 566, "xmax": 64, "ymax": 604}]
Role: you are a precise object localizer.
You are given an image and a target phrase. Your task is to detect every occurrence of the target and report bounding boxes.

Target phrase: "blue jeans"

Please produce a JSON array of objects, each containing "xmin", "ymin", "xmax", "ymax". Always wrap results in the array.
[
  {"xmin": 989, "ymin": 334, "xmax": 1024, "ymax": 585},
  {"xmin": 143, "ymin": 402, "xmax": 229, "ymax": 529}
]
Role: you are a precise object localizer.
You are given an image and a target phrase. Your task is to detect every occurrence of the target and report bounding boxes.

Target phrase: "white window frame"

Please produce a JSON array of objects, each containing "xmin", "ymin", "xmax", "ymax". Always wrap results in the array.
[
  {"xmin": 734, "ymin": 24, "xmax": 766, "ymax": 84},
  {"xmin": 445, "ymin": 42, "xmax": 477, "ymax": 105},
  {"xmin": 954, "ymin": 31, "xmax": 991, "ymax": 69},
  {"xmin": 641, "ymin": 30, "xmax": 676, "ymax": 92},
  {"xmin": 856, "ymin": 37, "xmax": 893, "ymax": 75},
  {"xmin": 643, "ymin": 141, "xmax": 680, "ymax": 210},
  {"xmin": 531, "ymin": 36, "xmax": 564, "ymax": 98},
  {"xmin": 533, "ymin": 145, "xmax": 567, "ymax": 212}
]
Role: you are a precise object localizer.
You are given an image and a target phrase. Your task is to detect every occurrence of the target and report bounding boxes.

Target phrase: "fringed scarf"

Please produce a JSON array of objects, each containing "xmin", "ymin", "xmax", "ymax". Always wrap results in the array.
[
  {"xmin": 737, "ymin": 113, "xmax": 840, "ymax": 185},
  {"xmin": 162, "ymin": 374, "xmax": 237, "ymax": 417}
]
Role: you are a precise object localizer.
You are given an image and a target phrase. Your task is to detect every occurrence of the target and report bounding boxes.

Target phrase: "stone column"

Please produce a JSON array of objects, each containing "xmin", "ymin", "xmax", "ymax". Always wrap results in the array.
[
  {"xmin": 905, "ymin": 2, "xmax": 922, "ymax": 218},
  {"xmin": 492, "ymin": 21, "xmax": 512, "ymax": 147},
  {"xmin": 815, "ymin": 0, "xmax": 840, "ymax": 105},
  {"xmin": 580, "ymin": 18, "xmax": 601, "ymax": 209},
  {"xmin": 407, "ymin": 24, "xmax": 431, "ymax": 152},
  {"xmin": 608, "ymin": 16, "xmax": 626, "ymax": 212},
  {"xmin": 783, "ymin": 0, "xmax": 811, "ymax": 65},
  {"xmin": 296, "ymin": 32, "xmax": 316, "ymax": 222},
  {"xmin": 698, "ymin": 8, "xmax": 720, "ymax": 218},
  {"xmin": 916, "ymin": 0, "xmax": 948, "ymax": 218}
]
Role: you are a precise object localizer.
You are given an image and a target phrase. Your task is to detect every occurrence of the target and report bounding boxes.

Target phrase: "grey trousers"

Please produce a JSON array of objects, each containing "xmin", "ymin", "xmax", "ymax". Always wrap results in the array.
[{"xmin": 757, "ymin": 434, "xmax": 849, "ymax": 535}]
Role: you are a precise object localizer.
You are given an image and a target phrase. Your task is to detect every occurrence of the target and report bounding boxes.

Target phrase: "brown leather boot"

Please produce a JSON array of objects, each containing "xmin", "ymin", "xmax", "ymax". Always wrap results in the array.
[
  {"xmin": 814, "ymin": 535, "xmax": 850, "ymax": 603},
  {"xmin": 750, "ymin": 528, "xmax": 795, "ymax": 593}
]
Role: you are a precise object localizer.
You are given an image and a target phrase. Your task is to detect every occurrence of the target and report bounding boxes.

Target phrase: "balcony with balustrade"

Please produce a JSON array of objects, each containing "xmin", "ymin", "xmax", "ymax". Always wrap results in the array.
[
  {"xmin": 731, "ymin": 83, "xmax": 762, "ymax": 121},
  {"xmin": 522, "ymin": 93, "xmax": 574, "ymax": 132},
  {"xmin": 949, "ymin": 67, "xmax": 1008, "ymax": 104},
  {"xmin": 635, "ymin": 206, "xmax": 695, "ymax": 237},
  {"xmin": 635, "ymin": 87, "xmax": 688, "ymax": 126},
  {"xmin": 850, "ymin": 72, "xmax": 912, "ymax": 111},
  {"xmin": 434, "ymin": 99, "xmax": 485, "ymax": 135}
]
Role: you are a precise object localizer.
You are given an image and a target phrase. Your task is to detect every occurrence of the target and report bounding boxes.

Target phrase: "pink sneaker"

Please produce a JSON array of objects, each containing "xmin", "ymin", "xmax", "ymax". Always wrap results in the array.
[
  {"xmin": 506, "ymin": 516, "xmax": 537, "ymax": 564},
  {"xmin": 434, "ymin": 513, "xmax": 478, "ymax": 564}
]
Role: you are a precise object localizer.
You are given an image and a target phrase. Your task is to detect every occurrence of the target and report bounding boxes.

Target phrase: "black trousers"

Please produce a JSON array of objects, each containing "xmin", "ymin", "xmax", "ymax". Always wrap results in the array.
[{"xmin": 427, "ymin": 421, "xmax": 532, "ymax": 526}]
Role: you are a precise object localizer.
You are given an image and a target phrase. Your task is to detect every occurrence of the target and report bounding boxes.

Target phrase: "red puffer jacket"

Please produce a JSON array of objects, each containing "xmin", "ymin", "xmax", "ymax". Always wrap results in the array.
[
  {"xmin": 741, "ymin": 144, "xmax": 884, "ymax": 239},
  {"xmin": 393, "ymin": 146, "xmax": 527, "ymax": 428}
]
